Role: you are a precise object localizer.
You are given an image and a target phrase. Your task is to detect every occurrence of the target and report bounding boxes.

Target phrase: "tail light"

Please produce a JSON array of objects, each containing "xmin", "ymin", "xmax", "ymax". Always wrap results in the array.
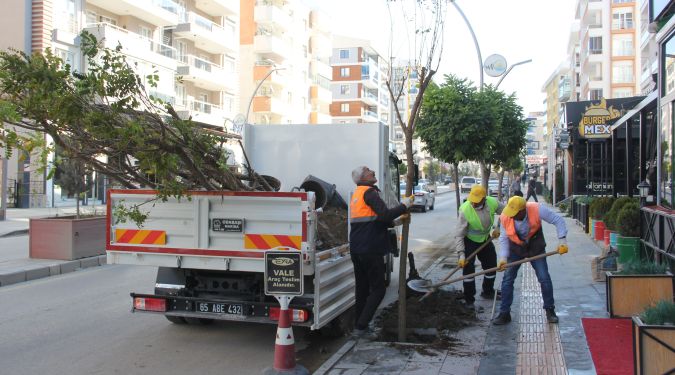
[
  {"xmin": 414, "ymin": 193, "xmax": 424, "ymax": 196},
  {"xmin": 269, "ymin": 307, "xmax": 309, "ymax": 322},
  {"xmin": 134, "ymin": 297, "xmax": 167, "ymax": 312}
]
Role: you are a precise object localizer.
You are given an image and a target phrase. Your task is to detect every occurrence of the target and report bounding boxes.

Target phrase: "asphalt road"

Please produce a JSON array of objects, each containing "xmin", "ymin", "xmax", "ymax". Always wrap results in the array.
[{"xmin": 0, "ymin": 192, "xmax": 458, "ymax": 375}]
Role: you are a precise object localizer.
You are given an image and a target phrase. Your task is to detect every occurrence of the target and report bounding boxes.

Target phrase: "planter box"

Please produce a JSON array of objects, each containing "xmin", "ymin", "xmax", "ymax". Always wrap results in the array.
[
  {"xmin": 29, "ymin": 216, "xmax": 106, "ymax": 260},
  {"xmin": 616, "ymin": 236, "xmax": 641, "ymax": 264},
  {"xmin": 632, "ymin": 316, "xmax": 675, "ymax": 375},
  {"xmin": 606, "ymin": 271, "xmax": 674, "ymax": 318}
]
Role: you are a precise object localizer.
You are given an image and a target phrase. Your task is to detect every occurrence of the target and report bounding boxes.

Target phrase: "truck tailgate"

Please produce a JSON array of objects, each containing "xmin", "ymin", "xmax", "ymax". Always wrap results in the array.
[{"xmin": 106, "ymin": 190, "xmax": 315, "ymax": 273}]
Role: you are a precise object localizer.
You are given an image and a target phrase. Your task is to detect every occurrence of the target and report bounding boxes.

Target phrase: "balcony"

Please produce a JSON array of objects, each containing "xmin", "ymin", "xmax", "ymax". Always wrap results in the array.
[
  {"xmin": 254, "ymin": 4, "xmax": 291, "ymax": 30},
  {"xmin": 174, "ymin": 12, "xmax": 236, "ymax": 54},
  {"xmin": 363, "ymin": 109, "xmax": 378, "ymax": 122},
  {"xmin": 252, "ymin": 96, "xmax": 284, "ymax": 114},
  {"xmin": 360, "ymin": 90, "xmax": 378, "ymax": 106},
  {"xmin": 87, "ymin": 0, "xmax": 180, "ymax": 26},
  {"xmin": 253, "ymin": 34, "xmax": 289, "ymax": 60},
  {"xmin": 83, "ymin": 23, "xmax": 177, "ymax": 70},
  {"xmin": 558, "ymin": 77, "xmax": 572, "ymax": 101},
  {"xmin": 176, "ymin": 55, "xmax": 235, "ymax": 91},
  {"xmin": 310, "ymin": 85, "xmax": 332, "ymax": 104},
  {"xmin": 176, "ymin": 99, "xmax": 227, "ymax": 127},
  {"xmin": 253, "ymin": 63, "xmax": 288, "ymax": 87},
  {"xmin": 195, "ymin": 0, "xmax": 238, "ymax": 16}
]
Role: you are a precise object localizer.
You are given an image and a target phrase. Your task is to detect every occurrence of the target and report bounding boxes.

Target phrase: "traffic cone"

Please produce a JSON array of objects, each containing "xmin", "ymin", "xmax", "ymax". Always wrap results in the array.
[{"xmin": 262, "ymin": 307, "xmax": 308, "ymax": 375}]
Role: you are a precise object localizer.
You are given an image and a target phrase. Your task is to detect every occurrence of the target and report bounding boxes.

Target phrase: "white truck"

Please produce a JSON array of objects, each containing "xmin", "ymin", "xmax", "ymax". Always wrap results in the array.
[{"xmin": 106, "ymin": 123, "xmax": 402, "ymax": 333}]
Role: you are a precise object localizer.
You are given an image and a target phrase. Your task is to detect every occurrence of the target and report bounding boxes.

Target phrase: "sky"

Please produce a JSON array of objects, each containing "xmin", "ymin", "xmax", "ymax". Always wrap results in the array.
[{"xmin": 303, "ymin": 0, "xmax": 577, "ymax": 116}]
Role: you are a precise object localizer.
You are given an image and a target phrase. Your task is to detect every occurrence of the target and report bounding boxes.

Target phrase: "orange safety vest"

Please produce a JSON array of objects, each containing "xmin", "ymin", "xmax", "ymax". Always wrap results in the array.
[
  {"xmin": 500, "ymin": 203, "xmax": 541, "ymax": 245},
  {"xmin": 350, "ymin": 185, "xmax": 378, "ymax": 223}
]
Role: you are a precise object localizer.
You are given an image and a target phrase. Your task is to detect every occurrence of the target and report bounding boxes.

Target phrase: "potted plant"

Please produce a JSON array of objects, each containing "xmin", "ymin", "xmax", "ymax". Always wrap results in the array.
[
  {"xmin": 616, "ymin": 201, "xmax": 642, "ymax": 264},
  {"xmin": 632, "ymin": 300, "xmax": 675, "ymax": 375},
  {"xmin": 604, "ymin": 197, "xmax": 637, "ymax": 250},
  {"xmin": 606, "ymin": 260, "xmax": 674, "ymax": 318},
  {"xmin": 589, "ymin": 197, "xmax": 614, "ymax": 242},
  {"xmin": 29, "ymin": 156, "xmax": 106, "ymax": 260}
]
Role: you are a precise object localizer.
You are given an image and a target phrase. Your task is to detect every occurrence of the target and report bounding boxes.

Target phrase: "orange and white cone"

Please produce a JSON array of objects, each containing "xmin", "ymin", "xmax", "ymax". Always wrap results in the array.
[{"xmin": 263, "ymin": 297, "xmax": 308, "ymax": 375}]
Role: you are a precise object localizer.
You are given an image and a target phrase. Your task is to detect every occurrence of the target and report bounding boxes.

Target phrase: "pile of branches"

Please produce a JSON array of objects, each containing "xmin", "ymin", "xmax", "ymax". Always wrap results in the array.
[{"xmin": 0, "ymin": 31, "xmax": 272, "ymax": 197}]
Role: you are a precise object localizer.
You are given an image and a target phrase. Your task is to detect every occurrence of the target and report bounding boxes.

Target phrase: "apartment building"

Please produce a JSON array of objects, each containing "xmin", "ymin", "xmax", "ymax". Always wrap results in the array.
[
  {"xmin": 569, "ymin": 0, "xmax": 643, "ymax": 101},
  {"xmin": 329, "ymin": 36, "xmax": 390, "ymax": 127},
  {"xmin": 6, "ymin": 0, "xmax": 240, "ymax": 208},
  {"xmin": 239, "ymin": 0, "xmax": 332, "ymax": 125}
]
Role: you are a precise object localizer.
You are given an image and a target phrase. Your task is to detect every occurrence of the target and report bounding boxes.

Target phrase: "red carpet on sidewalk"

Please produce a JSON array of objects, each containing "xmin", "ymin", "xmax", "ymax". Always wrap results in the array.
[{"xmin": 582, "ymin": 317, "xmax": 633, "ymax": 375}]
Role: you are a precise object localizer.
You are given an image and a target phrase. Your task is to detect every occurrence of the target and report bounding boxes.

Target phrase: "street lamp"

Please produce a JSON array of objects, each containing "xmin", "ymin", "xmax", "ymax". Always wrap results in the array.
[
  {"xmin": 496, "ymin": 59, "xmax": 533, "ymax": 89},
  {"xmin": 450, "ymin": 0, "xmax": 483, "ymax": 89},
  {"xmin": 244, "ymin": 65, "xmax": 286, "ymax": 124},
  {"xmin": 637, "ymin": 179, "xmax": 650, "ymax": 206}
]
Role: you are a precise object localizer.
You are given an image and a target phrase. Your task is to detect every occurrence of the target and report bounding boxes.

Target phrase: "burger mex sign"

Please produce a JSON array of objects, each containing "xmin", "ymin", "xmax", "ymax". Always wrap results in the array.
[{"xmin": 577, "ymin": 98, "xmax": 621, "ymax": 139}]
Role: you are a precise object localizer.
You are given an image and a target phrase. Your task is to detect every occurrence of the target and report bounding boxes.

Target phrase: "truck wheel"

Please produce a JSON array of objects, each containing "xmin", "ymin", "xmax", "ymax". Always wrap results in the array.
[
  {"xmin": 165, "ymin": 316, "xmax": 188, "ymax": 324},
  {"xmin": 185, "ymin": 317, "xmax": 215, "ymax": 325}
]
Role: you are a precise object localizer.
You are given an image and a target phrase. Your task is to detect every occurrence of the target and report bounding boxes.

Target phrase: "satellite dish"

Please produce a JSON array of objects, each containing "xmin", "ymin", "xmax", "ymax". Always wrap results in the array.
[{"xmin": 233, "ymin": 113, "xmax": 246, "ymax": 134}]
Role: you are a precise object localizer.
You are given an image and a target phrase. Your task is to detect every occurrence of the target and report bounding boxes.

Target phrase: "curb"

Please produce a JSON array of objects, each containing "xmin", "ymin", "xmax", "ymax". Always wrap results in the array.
[
  {"xmin": 312, "ymin": 339, "xmax": 357, "ymax": 375},
  {"xmin": 0, "ymin": 254, "xmax": 107, "ymax": 287}
]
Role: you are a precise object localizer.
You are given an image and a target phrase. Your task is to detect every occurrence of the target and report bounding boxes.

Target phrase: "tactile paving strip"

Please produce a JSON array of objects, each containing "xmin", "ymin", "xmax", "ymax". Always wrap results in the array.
[{"xmin": 515, "ymin": 264, "xmax": 567, "ymax": 375}]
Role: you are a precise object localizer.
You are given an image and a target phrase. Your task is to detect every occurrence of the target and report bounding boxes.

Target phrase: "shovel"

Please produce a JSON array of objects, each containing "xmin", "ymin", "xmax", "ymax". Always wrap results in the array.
[
  {"xmin": 408, "ymin": 250, "xmax": 561, "ymax": 299},
  {"xmin": 408, "ymin": 238, "xmax": 494, "ymax": 301}
]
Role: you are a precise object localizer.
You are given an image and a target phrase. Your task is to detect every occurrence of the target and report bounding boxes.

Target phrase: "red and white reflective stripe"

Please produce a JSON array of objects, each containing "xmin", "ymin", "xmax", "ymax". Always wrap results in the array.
[{"xmin": 275, "ymin": 327, "xmax": 295, "ymax": 345}]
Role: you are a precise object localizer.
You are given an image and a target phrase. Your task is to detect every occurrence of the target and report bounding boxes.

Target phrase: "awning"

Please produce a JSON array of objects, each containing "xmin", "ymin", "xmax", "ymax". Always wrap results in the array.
[{"xmin": 610, "ymin": 91, "xmax": 658, "ymax": 132}]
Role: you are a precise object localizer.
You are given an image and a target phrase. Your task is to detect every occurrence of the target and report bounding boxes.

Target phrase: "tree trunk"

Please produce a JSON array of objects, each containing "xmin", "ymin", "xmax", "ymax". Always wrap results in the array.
[
  {"xmin": 480, "ymin": 162, "xmax": 490, "ymax": 188},
  {"xmin": 497, "ymin": 169, "xmax": 505, "ymax": 201},
  {"xmin": 75, "ymin": 188, "xmax": 80, "ymax": 219},
  {"xmin": 453, "ymin": 163, "xmax": 460, "ymax": 217}
]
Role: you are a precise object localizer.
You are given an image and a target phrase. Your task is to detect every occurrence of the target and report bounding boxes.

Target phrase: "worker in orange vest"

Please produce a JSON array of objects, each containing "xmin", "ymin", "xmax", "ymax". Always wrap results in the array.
[
  {"xmin": 349, "ymin": 165, "xmax": 413, "ymax": 338},
  {"xmin": 493, "ymin": 196, "xmax": 568, "ymax": 325}
]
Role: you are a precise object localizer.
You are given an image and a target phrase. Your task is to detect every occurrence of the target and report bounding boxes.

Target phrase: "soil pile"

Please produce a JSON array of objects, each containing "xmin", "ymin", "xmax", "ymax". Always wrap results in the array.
[
  {"xmin": 316, "ymin": 206, "xmax": 348, "ymax": 250},
  {"xmin": 375, "ymin": 289, "xmax": 478, "ymax": 346}
]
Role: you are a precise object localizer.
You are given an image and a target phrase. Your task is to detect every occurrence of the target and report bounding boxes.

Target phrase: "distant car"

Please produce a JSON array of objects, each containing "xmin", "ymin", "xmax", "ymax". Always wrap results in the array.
[
  {"xmin": 418, "ymin": 178, "xmax": 437, "ymax": 193},
  {"xmin": 460, "ymin": 176, "xmax": 477, "ymax": 193},
  {"xmin": 443, "ymin": 177, "xmax": 452, "ymax": 185},
  {"xmin": 488, "ymin": 179, "xmax": 507, "ymax": 197},
  {"xmin": 400, "ymin": 183, "xmax": 435, "ymax": 212}
]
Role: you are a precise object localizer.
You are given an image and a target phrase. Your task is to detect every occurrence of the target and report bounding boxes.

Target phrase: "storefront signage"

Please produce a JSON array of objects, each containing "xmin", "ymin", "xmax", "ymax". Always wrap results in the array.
[{"xmin": 577, "ymin": 98, "xmax": 621, "ymax": 139}]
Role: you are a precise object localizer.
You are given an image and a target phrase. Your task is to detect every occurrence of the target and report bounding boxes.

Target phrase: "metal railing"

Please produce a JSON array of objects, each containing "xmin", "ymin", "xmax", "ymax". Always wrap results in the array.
[
  {"xmin": 640, "ymin": 206, "xmax": 675, "ymax": 270},
  {"xmin": 86, "ymin": 22, "xmax": 177, "ymax": 60},
  {"xmin": 152, "ymin": 0, "xmax": 181, "ymax": 15}
]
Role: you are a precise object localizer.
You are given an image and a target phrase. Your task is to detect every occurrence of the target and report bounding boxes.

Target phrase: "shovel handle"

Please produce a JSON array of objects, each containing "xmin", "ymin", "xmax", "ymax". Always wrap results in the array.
[
  {"xmin": 418, "ymin": 238, "xmax": 494, "ymax": 301},
  {"xmin": 429, "ymin": 250, "xmax": 560, "ymax": 289}
]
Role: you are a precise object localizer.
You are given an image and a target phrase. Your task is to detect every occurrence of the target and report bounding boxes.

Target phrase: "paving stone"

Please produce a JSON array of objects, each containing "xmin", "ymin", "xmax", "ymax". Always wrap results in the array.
[{"xmin": 400, "ymin": 360, "xmax": 442, "ymax": 375}]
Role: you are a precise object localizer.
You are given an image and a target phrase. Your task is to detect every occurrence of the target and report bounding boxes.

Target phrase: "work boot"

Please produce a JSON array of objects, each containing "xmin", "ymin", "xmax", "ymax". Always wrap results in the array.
[
  {"xmin": 463, "ymin": 301, "xmax": 484, "ymax": 313},
  {"xmin": 492, "ymin": 312, "xmax": 511, "ymax": 325},
  {"xmin": 545, "ymin": 309, "xmax": 559, "ymax": 323},
  {"xmin": 480, "ymin": 290, "xmax": 502, "ymax": 300}
]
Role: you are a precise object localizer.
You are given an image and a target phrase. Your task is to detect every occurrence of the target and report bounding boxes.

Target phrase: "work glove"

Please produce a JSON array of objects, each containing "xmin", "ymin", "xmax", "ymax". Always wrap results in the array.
[
  {"xmin": 457, "ymin": 255, "xmax": 467, "ymax": 268},
  {"xmin": 398, "ymin": 213, "xmax": 411, "ymax": 225},
  {"xmin": 557, "ymin": 237, "xmax": 568, "ymax": 255},
  {"xmin": 491, "ymin": 228, "xmax": 500, "ymax": 239},
  {"xmin": 497, "ymin": 258, "xmax": 507, "ymax": 272},
  {"xmin": 402, "ymin": 195, "xmax": 415, "ymax": 209}
]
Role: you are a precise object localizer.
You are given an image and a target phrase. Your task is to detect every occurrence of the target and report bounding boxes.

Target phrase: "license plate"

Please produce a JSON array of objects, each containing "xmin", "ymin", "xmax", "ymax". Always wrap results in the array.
[{"xmin": 196, "ymin": 302, "xmax": 243, "ymax": 315}]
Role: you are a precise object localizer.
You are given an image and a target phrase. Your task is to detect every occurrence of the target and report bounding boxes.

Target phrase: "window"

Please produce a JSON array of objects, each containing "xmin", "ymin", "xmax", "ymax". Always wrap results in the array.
[
  {"xmin": 99, "ymin": 15, "xmax": 117, "ymax": 26},
  {"xmin": 340, "ymin": 84, "xmax": 350, "ymax": 95},
  {"xmin": 55, "ymin": 48, "xmax": 73, "ymax": 68},
  {"xmin": 140, "ymin": 26, "xmax": 152, "ymax": 40},
  {"xmin": 612, "ymin": 61, "xmax": 634, "ymax": 83},
  {"xmin": 341, "ymin": 103, "xmax": 349, "ymax": 112},
  {"xmin": 612, "ymin": 88, "xmax": 633, "ymax": 98},
  {"xmin": 340, "ymin": 67, "xmax": 350, "ymax": 77},
  {"xmin": 339, "ymin": 49, "xmax": 349, "ymax": 59},
  {"xmin": 612, "ymin": 9, "xmax": 633, "ymax": 30},
  {"xmin": 612, "ymin": 34, "xmax": 634, "ymax": 56},
  {"xmin": 86, "ymin": 10, "xmax": 97, "ymax": 26},
  {"xmin": 590, "ymin": 63, "xmax": 602, "ymax": 81},
  {"xmin": 590, "ymin": 89, "xmax": 603, "ymax": 101},
  {"xmin": 664, "ymin": 34, "xmax": 675, "ymax": 97},
  {"xmin": 589, "ymin": 37, "xmax": 602, "ymax": 54}
]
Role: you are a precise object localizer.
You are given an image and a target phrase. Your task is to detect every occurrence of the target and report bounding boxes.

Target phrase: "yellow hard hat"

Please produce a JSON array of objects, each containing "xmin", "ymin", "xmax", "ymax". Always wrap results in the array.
[
  {"xmin": 503, "ymin": 196, "xmax": 526, "ymax": 218},
  {"xmin": 467, "ymin": 185, "xmax": 486, "ymax": 204}
]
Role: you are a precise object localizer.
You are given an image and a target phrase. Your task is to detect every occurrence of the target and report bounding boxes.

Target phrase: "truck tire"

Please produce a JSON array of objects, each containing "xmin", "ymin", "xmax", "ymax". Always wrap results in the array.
[
  {"xmin": 319, "ymin": 307, "xmax": 354, "ymax": 338},
  {"xmin": 165, "ymin": 316, "xmax": 188, "ymax": 324}
]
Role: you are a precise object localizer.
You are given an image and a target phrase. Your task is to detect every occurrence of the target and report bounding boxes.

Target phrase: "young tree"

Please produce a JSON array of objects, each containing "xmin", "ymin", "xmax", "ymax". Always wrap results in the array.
[
  {"xmin": 0, "ymin": 33, "xmax": 273, "ymax": 222},
  {"xmin": 385, "ymin": 0, "xmax": 447, "ymax": 341}
]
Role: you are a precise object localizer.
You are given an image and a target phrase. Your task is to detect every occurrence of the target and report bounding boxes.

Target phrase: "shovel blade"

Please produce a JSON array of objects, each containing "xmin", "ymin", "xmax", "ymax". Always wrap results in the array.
[{"xmin": 406, "ymin": 278, "xmax": 435, "ymax": 293}]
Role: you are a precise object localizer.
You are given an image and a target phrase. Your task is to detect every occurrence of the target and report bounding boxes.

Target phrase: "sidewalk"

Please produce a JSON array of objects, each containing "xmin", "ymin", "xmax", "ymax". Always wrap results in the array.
[
  {"xmin": 0, "ymin": 205, "xmax": 107, "ymax": 287},
  {"xmin": 315, "ymin": 198, "xmax": 605, "ymax": 375}
]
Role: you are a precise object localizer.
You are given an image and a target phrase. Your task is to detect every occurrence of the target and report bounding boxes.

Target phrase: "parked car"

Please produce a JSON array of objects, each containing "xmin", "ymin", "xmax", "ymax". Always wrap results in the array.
[
  {"xmin": 488, "ymin": 179, "xmax": 507, "ymax": 197},
  {"xmin": 400, "ymin": 183, "xmax": 435, "ymax": 212},
  {"xmin": 460, "ymin": 176, "xmax": 477, "ymax": 193},
  {"xmin": 443, "ymin": 177, "xmax": 452, "ymax": 185},
  {"xmin": 418, "ymin": 178, "xmax": 437, "ymax": 193}
]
